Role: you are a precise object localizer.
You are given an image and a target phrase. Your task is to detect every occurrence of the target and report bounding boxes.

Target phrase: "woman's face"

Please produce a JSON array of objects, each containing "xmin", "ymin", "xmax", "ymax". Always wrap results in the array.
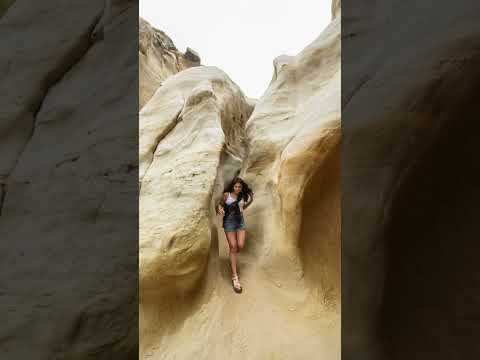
[{"xmin": 233, "ymin": 182, "xmax": 242, "ymax": 194}]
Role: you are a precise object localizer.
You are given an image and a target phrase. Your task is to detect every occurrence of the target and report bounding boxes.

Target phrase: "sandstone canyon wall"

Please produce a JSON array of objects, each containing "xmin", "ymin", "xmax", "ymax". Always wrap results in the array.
[
  {"xmin": 139, "ymin": 1, "xmax": 340, "ymax": 358},
  {"xmin": 139, "ymin": 17, "xmax": 201, "ymax": 110}
]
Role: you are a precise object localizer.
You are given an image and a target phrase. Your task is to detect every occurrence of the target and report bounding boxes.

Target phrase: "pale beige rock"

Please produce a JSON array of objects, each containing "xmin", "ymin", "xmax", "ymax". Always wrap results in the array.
[
  {"xmin": 139, "ymin": 17, "xmax": 201, "ymax": 109},
  {"xmin": 237, "ymin": 3, "xmax": 341, "ymax": 355},
  {"xmin": 240, "ymin": 2, "xmax": 340, "ymax": 292},
  {"xmin": 271, "ymin": 54, "xmax": 294, "ymax": 82},
  {"xmin": 139, "ymin": 2, "xmax": 340, "ymax": 359},
  {"xmin": 139, "ymin": 66, "xmax": 252, "ymax": 296},
  {"xmin": 332, "ymin": 0, "xmax": 341, "ymax": 18}
]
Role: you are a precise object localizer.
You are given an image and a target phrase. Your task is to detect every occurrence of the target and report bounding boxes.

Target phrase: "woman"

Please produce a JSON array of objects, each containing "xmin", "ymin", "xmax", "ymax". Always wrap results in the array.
[{"xmin": 216, "ymin": 176, "xmax": 254, "ymax": 293}]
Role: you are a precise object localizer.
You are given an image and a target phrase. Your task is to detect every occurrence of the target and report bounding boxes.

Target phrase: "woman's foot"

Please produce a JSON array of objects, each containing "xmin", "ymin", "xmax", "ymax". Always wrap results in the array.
[{"xmin": 232, "ymin": 274, "xmax": 242, "ymax": 293}]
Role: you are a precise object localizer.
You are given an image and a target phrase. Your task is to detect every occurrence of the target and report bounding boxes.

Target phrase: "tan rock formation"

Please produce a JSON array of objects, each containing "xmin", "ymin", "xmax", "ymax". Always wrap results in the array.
[
  {"xmin": 332, "ymin": 0, "xmax": 341, "ymax": 18},
  {"xmin": 139, "ymin": 2, "xmax": 340, "ymax": 359},
  {"xmin": 139, "ymin": 17, "xmax": 201, "ymax": 109},
  {"xmin": 139, "ymin": 66, "xmax": 252, "ymax": 296}
]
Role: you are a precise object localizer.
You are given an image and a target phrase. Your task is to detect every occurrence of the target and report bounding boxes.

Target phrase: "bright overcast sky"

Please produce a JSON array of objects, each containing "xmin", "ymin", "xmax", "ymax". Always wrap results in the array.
[{"xmin": 139, "ymin": 0, "xmax": 332, "ymax": 99}]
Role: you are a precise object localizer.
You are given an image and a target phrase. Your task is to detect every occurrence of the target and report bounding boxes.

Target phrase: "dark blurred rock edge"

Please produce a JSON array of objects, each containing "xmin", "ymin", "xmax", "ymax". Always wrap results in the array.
[
  {"xmin": 342, "ymin": 1, "xmax": 480, "ymax": 359},
  {"xmin": 0, "ymin": 1, "xmax": 138, "ymax": 359}
]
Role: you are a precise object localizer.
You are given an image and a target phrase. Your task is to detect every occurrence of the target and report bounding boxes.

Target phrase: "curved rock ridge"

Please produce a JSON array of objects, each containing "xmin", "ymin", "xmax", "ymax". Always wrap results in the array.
[
  {"xmin": 139, "ymin": 1, "xmax": 341, "ymax": 356},
  {"xmin": 241, "ymin": 7, "xmax": 340, "ymax": 300},
  {"xmin": 139, "ymin": 65, "xmax": 253, "ymax": 297},
  {"xmin": 139, "ymin": 17, "xmax": 201, "ymax": 109}
]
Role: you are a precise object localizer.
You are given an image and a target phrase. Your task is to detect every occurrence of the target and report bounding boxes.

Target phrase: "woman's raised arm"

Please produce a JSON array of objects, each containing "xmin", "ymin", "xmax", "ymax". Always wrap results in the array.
[
  {"xmin": 243, "ymin": 192, "xmax": 254, "ymax": 210},
  {"xmin": 216, "ymin": 192, "xmax": 228, "ymax": 215}
]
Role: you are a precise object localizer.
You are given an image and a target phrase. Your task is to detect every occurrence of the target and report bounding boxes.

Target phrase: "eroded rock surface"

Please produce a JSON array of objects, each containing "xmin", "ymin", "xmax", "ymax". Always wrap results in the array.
[
  {"xmin": 139, "ymin": 66, "xmax": 252, "ymax": 297},
  {"xmin": 139, "ymin": 17, "xmax": 201, "ymax": 109}
]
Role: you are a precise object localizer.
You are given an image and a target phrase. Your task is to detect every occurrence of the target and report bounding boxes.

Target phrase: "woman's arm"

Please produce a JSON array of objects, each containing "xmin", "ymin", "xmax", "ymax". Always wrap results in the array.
[
  {"xmin": 243, "ymin": 192, "xmax": 254, "ymax": 210},
  {"xmin": 216, "ymin": 192, "xmax": 228, "ymax": 215}
]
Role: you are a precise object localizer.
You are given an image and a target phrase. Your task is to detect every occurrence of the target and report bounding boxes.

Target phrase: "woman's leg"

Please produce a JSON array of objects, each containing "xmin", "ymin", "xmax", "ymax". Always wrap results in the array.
[
  {"xmin": 225, "ymin": 231, "xmax": 238, "ymax": 275},
  {"xmin": 237, "ymin": 229, "xmax": 246, "ymax": 253}
]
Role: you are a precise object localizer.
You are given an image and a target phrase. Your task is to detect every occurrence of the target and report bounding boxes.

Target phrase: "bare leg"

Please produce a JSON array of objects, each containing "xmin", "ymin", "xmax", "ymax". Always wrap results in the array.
[
  {"xmin": 237, "ymin": 229, "xmax": 246, "ymax": 253},
  {"xmin": 225, "ymin": 231, "xmax": 238, "ymax": 275}
]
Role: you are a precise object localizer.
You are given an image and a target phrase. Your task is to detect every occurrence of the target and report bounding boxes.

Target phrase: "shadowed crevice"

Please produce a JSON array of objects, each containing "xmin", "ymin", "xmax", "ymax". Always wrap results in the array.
[{"xmin": 380, "ymin": 61, "xmax": 480, "ymax": 360}]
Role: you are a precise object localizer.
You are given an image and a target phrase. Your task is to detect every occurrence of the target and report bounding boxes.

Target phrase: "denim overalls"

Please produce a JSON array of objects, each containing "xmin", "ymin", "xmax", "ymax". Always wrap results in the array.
[{"xmin": 223, "ymin": 194, "xmax": 246, "ymax": 231}]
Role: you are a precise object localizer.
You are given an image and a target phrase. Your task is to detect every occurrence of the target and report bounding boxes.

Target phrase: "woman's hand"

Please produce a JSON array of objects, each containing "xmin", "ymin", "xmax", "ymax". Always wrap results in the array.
[
  {"xmin": 217, "ymin": 205, "xmax": 225, "ymax": 216},
  {"xmin": 243, "ymin": 192, "xmax": 254, "ymax": 210}
]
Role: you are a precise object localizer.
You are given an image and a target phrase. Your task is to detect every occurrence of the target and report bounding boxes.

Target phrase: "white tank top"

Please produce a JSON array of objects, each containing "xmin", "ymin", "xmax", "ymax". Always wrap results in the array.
[{"xmin": 225, "ymin": 193, "xmax": 244, "ymax": 211}]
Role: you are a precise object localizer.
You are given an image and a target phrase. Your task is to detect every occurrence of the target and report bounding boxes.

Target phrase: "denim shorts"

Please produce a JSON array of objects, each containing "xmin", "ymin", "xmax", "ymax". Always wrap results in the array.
[{"xmin": 222, "ymin": 213, "xmax": 246, "ymax": 232}]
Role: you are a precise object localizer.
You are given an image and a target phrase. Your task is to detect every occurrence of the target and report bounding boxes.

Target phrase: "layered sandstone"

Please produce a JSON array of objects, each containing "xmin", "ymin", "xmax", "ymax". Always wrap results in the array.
[
  {"xmin": 139, "ymin": 17, "xmax": 201, "ymax": 109},
  {"xmin": 139, "ymin": 66, "xmax": 252, "ymax": 296}
]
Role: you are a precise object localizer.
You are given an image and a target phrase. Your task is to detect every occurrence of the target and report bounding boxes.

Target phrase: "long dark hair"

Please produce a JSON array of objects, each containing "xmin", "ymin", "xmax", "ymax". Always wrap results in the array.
[{"xmin": 223, "ymin": 176, "xmax": 253, "ymax": 202}]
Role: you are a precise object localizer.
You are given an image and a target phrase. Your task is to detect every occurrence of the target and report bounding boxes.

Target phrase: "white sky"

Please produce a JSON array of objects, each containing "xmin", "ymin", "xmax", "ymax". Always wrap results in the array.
[{"xmin": 139, "ymin": 0, "xmax": 332, "ymax": 99}]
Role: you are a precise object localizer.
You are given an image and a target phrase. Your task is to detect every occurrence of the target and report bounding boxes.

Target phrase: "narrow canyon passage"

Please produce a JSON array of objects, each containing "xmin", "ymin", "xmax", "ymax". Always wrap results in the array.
[
  {"xmin": 140, "ymin": 162, "xmax": 341, "ymax": 359},
  {"xmin": 139, "ymin": 2, "xmax": 341, "ymax": 357}
]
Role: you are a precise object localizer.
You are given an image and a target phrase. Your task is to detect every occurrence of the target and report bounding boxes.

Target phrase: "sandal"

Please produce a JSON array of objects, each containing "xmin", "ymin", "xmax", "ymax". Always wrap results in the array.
[{"xmin": 232, "ymin": 274, "xmax": 243, "ymax": 293}]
